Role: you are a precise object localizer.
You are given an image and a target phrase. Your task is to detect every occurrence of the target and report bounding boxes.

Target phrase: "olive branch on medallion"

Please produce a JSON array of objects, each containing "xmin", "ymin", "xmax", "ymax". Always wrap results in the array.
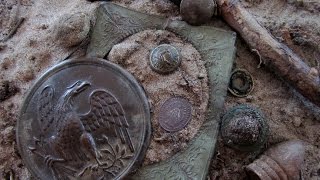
[{"xmin": 28, "ymin": 80, "xmax": 134, "ymax": 179}]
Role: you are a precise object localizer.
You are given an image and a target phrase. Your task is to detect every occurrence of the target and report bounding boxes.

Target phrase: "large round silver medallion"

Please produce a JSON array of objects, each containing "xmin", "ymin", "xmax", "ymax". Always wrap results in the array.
[{"xmin": 17, "ymin": 57, "xmax": 151, "ymax": 180}]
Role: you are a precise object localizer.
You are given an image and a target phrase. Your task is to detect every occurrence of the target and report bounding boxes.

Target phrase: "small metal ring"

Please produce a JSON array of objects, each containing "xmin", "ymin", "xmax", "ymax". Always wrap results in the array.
[{"xmin": 228, "ymin": 69, "xmax": 254, "ymax": 97}]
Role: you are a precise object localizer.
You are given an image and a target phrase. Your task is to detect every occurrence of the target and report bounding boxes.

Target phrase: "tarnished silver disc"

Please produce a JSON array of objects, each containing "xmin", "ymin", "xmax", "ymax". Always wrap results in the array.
[
  {"xmin": 149, "ymin": 44, "xmax": 181, "ymax": 74},
  {"xmin": 17, "ymin": 57, "xmax": 151, "ymax": 180},
  {"xmin": 158, "ymin": 97, "xmax": 192, "ymax": 132}
]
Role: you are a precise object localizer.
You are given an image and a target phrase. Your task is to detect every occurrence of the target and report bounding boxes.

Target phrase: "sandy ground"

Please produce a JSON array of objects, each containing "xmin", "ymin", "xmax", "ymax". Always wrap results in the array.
[{"xmin": 0, "ymin": 0, "xmax": 319, "ymax": 179}]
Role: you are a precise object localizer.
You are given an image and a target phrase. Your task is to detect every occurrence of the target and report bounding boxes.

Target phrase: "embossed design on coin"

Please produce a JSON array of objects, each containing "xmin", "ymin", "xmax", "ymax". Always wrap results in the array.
[
  {"xmin": 17, "ymin": 58, "xmax": 151, "ymax": 180},
  {"xmin": 158, "ymin": 97, "xmax": 192, "ymax": 132},
  {"xmin": 149, "ymin": 44, "xmax": 181, "ymax": 74}
]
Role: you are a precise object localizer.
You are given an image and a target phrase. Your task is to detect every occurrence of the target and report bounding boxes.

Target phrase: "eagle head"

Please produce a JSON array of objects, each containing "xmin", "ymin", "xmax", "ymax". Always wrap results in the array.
[
  {"xmin": 62, "ymin": 80, "xmax": 91, "ymax": 106},
  {"xmin": 67, "ymin": 80, "xmax": 91, "ymax": 95}
]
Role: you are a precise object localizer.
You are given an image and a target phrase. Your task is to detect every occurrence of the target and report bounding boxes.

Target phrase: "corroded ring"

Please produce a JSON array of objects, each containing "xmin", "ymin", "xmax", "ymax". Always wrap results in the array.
[
  {"xmin": 149, "ymin": 44, "xmax": 181, "ymax": 74},
  {"xmin": 228, "ymin": 69, "xmax": 254, "ymax": 97}
]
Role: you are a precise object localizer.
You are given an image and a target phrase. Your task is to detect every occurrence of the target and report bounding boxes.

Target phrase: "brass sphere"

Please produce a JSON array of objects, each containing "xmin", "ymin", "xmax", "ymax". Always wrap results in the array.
[{"xmin": 180, "ymin": 0, "xmax": 216, "ymax": 25}]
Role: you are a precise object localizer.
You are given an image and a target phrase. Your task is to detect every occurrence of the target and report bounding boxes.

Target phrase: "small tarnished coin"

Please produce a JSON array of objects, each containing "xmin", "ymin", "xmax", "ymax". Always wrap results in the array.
[
  {"xmin": 17, "ymin": 58, "xmax": 151, "ymax": 180},
  {"xmin": 228, "ymin": 69, "xmax": 254, "ymax": 97},
  {"xmin": 149, "ymin": 44, "xmax": 181, "ymax": 74},
  {"xmin": 220, "ymin": 104, "xmax": 269, "ymax": 152},
  {"xmin": 158, "ymin": 97, "xmax": 192, "ymax": 132}
]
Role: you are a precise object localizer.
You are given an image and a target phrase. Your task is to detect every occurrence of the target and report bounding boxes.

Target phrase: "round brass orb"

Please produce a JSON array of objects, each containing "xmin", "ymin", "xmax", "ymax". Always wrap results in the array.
[{"xmin": 180, "ymin": 0, "xmax": 216, "ymax": 25}]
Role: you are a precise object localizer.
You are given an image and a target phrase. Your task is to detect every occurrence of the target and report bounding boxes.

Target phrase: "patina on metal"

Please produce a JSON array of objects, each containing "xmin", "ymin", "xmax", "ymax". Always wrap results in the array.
[
  {"xmin": 17, "ymin": 57, "xmax": 151, "ymax": 180},
  {"xmin": 221, "ymin": 104, "xmax": 269, "ymax": 152},
  {"xmin": 158, "ymin": 97, "xmax": 192, "ymax": 132},
  {"xmin": 228, "ymin": 69, "xmax": 254, "ymax": 97},
  {"xmin": 87, "ymin": 3, "xmax": 236, "ymax": 179},
  {"xmin": 149, "ymin": 44, "xmax": 181, "ymax": 74},
  {"xmin": 246, "ymin": 140, "xmax": 305, "ymax": 180}
]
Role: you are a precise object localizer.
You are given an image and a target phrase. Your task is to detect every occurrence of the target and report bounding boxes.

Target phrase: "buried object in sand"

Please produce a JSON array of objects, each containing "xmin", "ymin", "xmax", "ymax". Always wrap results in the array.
[
  {"xmin": 87, "ymin": 2, "xmax": 237, "ymax": 179},
  {"xmin": 220, "ymin": 104, "xmax": 269, "ymax": 151},
  {"xmin": 246, "ymin": 140, "xmax": 305, "ymax": 180}
]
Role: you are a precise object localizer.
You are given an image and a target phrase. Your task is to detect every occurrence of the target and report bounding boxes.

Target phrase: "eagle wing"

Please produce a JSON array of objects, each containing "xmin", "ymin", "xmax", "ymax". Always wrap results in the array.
[
  {"xmin": 79, "ymin": 90, "xmax": 134, "ymax": 152},
  {"xmin": 37, "ymin": 86, "xmax": 55, "ymax": 133}
]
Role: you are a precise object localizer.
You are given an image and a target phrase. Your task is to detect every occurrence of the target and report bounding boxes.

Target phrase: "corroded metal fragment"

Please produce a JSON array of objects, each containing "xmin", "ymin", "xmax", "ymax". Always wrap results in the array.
[
  {"xmin": 228, "ymin": 69, "xmax": 254, "ymax": 97},
  {"xmin": 221, "ymin": 104, "xmax": 269, "ymax": 152},
  {"xmin": 149, "ymin": 44, "xmax": 181, "ymax": 74},
  {"xmin": 158, "ymin": 97, "xmax": 192, "ymax": 132},
  {"xmin": 17, "ymin": 57, "xmax": 151, "ymax": 180},
  {"xmin": 246, "ymin": 140, "xmax": 305, "ymax": 180}
]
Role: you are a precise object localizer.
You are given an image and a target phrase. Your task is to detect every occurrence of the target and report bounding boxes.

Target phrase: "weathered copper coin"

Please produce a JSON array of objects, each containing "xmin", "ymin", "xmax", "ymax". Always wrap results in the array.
[
  {"xmin": 158, "ymin": 97, "xmax": 192, "ymax": 132},
  {"xmin": 149, "ymin": 44, "xmax": 181, "ymax": 74},
  {"xmin": 17, "ymin": 57, "xmax": 151, "ymax": 180}
]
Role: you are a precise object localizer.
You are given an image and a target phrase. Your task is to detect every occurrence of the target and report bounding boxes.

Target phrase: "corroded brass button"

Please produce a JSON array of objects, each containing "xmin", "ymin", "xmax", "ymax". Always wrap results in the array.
[
  {"xmin": 158, "ymin": 97, "xmax": 192, "ymax": 132},
  {"xmin": 149, "ymin": 44, "xmax": 181, "ymax": 74},
  {"xmin": 17, "ymin": 57, "xmax": 151, "ymax": 180}
]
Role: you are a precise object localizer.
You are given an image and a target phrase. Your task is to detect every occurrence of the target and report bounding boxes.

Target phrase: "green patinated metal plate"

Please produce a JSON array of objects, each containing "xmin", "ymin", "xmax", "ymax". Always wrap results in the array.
[{"xmin": 87, "ymin": 2, "xmax": 237, "ymax": 179}]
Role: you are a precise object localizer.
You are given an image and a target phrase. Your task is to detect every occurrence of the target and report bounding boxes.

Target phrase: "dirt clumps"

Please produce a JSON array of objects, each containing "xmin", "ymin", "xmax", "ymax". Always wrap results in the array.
[
  {"xmin": 53, "ymin": 12, "xmax": 91, "ymax": 48},
  {"xmin": 0, "ymin": 81, "xmax": 19, "ymax": 102}
]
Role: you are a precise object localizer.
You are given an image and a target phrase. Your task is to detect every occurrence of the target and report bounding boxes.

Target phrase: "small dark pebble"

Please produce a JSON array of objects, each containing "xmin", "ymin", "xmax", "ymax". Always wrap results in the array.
[
  {"xmin": 0, "ymin": 43, "xmax": 7, "ymax": 51},
  {"xmin": 0, "ymin": 81, "xmax": 19, "ymax": 102}
]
